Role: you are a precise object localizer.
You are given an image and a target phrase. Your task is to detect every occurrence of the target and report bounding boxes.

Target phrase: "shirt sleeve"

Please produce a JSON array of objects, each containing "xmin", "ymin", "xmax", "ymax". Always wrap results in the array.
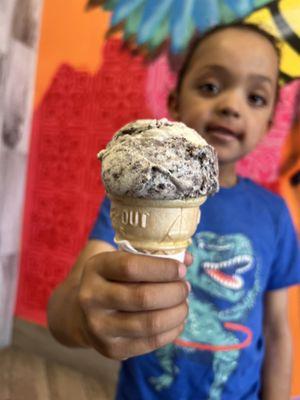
[
  {"xmin": 266, "ymin": 201, "xmax": 300, "ymax": 291},
  {"xmin": 89, "ymin": 196, "xmax": 117, "ymax": 248}
]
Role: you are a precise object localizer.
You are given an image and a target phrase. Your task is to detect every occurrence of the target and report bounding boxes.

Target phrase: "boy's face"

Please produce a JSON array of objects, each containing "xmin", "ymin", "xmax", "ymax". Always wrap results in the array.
[{"xmin": 169, "ymin": 28, "xmax": 278, "ymax": 167}]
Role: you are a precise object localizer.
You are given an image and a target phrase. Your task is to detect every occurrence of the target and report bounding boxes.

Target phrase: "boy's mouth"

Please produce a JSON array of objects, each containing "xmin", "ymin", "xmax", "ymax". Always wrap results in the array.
[{"xmin": 205, "ymin": 124, "xmax": 242, "ymax": 142}]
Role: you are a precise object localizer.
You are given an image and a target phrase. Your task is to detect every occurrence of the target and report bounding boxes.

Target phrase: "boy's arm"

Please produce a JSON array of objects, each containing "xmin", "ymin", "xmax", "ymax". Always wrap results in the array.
[
  {"xmin": 261, "ymin": 288, "xmax": 292, "ymax": 400},
  {"xmin": 47, "ymin": 239, "xmax": 115, "ymax": 347}
]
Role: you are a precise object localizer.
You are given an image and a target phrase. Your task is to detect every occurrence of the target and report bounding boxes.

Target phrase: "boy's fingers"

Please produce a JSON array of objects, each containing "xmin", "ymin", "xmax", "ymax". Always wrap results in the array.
[
  {"xmin": 97, "ymin": 302, "xmax": 189, "ymax": 338},
  {"xmin": 89, "ymin": 251, "xmax": 186, "ymax": 283},
  {"xmin": 96, "ymin": 324, "xmax": 185, "ymax": 361},
  {"xmin": 121, "ymin": 324, "xmax": 185, "ymax": 359},
  {"xmin": 81, "ymin": 279, "xmax": 190, "ymax": 312}
]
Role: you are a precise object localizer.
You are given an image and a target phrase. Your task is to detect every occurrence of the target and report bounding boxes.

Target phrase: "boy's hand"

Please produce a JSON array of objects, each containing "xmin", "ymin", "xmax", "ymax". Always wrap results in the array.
[{"xmin": 77, "ymin": 251, "xmax": 190, "ymax": 360}]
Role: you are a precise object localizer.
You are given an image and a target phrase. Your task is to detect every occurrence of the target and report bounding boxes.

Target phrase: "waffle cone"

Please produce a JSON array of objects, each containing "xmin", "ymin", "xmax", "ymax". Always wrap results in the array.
[{"xmin": 109, "ymin": 195, "xmax": 206, "ymax": 255}]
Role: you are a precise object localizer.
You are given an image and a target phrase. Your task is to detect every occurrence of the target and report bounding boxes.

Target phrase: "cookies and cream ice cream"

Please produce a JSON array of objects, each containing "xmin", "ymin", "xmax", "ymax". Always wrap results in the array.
[{"xmin": 98, "ymin": 118, "xmax": 219, "ymax": 200}]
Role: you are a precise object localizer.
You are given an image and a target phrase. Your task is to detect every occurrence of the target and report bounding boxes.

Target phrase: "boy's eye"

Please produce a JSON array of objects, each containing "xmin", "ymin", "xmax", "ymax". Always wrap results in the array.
[
  {"xmin": 248, "ymin": 94, "xmax": 267, "ymax": 107},
  {"xmin": 198, "ymin": 83, "xmax": 219, "ymax": 95}
]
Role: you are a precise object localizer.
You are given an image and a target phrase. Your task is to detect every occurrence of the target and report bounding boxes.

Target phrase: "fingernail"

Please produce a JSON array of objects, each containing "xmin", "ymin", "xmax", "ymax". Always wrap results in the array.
[{"xmin": 178, "ymin": 264, "xmax": 187, "ymax": 278}]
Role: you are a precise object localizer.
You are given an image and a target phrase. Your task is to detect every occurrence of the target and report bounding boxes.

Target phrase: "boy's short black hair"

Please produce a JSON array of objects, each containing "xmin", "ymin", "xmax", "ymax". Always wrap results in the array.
[{"xmin": 176, "ymin": 22, "xmax": 281, "ymax": 102}]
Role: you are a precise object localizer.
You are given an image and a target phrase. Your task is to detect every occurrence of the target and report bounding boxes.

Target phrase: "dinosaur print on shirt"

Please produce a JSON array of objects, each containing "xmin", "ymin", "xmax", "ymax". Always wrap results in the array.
[{"xmin": 150, "ymin": 232, "xmax": 260, "ymax": 400}]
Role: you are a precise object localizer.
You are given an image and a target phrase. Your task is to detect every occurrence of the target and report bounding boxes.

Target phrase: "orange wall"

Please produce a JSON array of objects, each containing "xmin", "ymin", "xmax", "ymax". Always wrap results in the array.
[
  {"xmin": 280, "ymin": 116, "xmax": 300, "ymax": 396},
  {"xmin": 34, "ymin": 0, "xmax": 109, "ymax": 105}
]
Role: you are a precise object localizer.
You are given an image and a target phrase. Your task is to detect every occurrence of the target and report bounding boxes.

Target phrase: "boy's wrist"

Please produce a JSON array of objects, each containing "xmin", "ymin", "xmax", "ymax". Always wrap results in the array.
[{"xmin": 48, "ymin": 280, "xmax": 91, "ymax": 348}]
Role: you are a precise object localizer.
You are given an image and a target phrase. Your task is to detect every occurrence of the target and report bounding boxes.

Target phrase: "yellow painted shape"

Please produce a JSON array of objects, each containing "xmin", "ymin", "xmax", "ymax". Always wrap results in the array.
[
  {"xmin": 245, "ymin": 7, "xmax": 279, "ymax": 35},
  {"xmin": 34, "ymin": 0, "xmax": 110, "ymax": 105},
  {"xmin": 246, "ymin": 0, "xmax": 300, "ymax": 80},
  {"xmin": 279, "ymin": 0, "xmax": 300, "ymax": 78},
  {"xmin": 280, "ymin": 0, "xmax": 300, "ymax": 33}
]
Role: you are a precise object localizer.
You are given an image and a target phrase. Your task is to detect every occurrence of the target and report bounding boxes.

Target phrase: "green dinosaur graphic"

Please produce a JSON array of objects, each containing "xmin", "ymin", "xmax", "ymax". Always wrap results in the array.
[{"xmin": 150, "ymin": 232, "xmax": 260, "ymax": 400}]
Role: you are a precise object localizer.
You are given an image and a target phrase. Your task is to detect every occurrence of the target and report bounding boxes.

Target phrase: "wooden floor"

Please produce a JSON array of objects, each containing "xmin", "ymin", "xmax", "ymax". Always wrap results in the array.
[
  {"xmin": 0, "ymin": 319, "xmax": 119, "ymax": 400},
  {"xmin": 0, "ymin": 346, "xmax": 115, "ymax": 400}
]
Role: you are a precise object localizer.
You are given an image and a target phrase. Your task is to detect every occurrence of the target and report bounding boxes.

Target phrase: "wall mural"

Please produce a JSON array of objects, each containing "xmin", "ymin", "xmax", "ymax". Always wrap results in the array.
[
  {"xmin": 9, "ymin": 0, "xmax": 300, "ymax": 395},
  {"xmin": 88, "ymin": 0, "xmax": 300, "ymax": 82},
  {"xmin": 87, "ymin": 0, "xmax": 272, "ymax": 53}
]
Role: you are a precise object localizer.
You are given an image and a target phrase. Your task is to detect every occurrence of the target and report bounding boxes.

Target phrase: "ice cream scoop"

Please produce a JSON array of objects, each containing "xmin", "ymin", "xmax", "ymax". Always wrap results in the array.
[{"xmin": 98, "ymin": 118, "xmax": 219, "ymax": 200}]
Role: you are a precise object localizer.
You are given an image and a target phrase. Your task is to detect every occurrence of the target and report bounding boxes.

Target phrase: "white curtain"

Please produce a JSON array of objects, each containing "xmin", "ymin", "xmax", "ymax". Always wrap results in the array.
[{"xmin": 0, "ymin": 0, "xmax": 43, "ymax": 347}]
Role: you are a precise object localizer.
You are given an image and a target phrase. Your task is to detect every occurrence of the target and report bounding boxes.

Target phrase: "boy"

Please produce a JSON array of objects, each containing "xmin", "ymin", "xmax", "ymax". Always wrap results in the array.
[{"xmin": 48, "ymin": 23, "xmax": 300, "ymax": 399}]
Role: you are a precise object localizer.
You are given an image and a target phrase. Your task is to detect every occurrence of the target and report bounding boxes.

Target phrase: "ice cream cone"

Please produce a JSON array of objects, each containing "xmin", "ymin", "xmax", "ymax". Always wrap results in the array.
[
  {"xmin": 99, "ymin": 119, "xmax": 219, "ymax": 261},
  {"xmin": 109, "ymin": 195, "xmax": 207, "ymax": 256}
]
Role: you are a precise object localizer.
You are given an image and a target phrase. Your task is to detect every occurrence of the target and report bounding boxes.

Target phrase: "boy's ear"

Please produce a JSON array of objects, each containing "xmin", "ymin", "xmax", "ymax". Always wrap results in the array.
[
  {"xmin": 268, "ymin": 119, "xmax": 273, "ymax": 129},
  {"xmin": 267, "ymin": 111, "xmax": 275, "ymax": 129},
  {"xmin": 168, "ymin": 90, "xmax": 180, "ymax": 120}
]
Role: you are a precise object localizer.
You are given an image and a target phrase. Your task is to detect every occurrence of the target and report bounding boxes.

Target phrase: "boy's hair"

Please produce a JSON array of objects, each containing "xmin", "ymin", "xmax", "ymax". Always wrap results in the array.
[{"xmin": 176, "ymin": 22, "xmax": 281, "ymax": 103}]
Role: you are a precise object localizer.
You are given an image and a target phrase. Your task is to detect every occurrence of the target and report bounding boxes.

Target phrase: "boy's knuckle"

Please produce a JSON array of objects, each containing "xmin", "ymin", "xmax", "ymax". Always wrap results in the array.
[
  {"xmin": 147, "ymin": 334, "xmax": 164, "ymax": 351},
  {"xmin": 99, "ymin": 340, "xmax": 114, "ymax": 359},
  {"xmin": 78, "ymin": 289, "xmax": 93, "ymax": 310},
  {"xmin": 120, "ymin": 254, "xmax": 136, "ymax": 279},
  {"xmin": 169, "ymin": 260, "xmax": 180, "ymax": 279},
  {"xmin": 84, "ymin": 256, "xmax": 97, "ymax": 273},
  {"xmin": 104, "ymin": 345, "xmax": 116, "ymax": 359},
  {"xmin": 160, "ymin": 259, "xmax": 177, "ymax": 280},
  {"xmin": 102, "ymin": 341, "xmax": 123, "ymax": 360},
  {"xmin": 134, "ymin": 286, "xmax": 152, "ymax": 309},
  {"xmin": 145, "ymin": 314, "xmax": 161, "ymax": 335},
  {"xmin": 86, "ymin": 314, "xmax": 103, "ymax": 336},
  {"xmin": 180, "ymin": 282, "xmax": 189, "ymax": 300}
]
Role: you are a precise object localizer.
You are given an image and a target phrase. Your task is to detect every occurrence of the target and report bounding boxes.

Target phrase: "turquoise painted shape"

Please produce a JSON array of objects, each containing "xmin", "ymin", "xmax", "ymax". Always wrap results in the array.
[
  {"xmin": 193, "ymin": 0, "xmax": 220, "ymax": 32},
  {"xmin": 111, "ymin": 0, "xmax": 144, "ymax": 26},
  {"xmin": 224, "ymin": 0, "xmax": 255, "ymax": 17},
  {"xmin": 101, "ymin": 0, "xmax": 275, "ymax": 53},
  {"xmin": 137, "ymin": 0, "xmax": 173, "ymax": 44}
]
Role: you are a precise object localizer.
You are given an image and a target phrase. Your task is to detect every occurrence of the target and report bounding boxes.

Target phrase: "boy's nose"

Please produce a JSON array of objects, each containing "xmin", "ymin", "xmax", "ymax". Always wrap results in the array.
[
  {"xmin": 215, "ymin": 92, "xmax": 242, "ymax": 119},
  {"xmin": 218, "ymin": 106, "xmax": 240, "ymax": 119}
]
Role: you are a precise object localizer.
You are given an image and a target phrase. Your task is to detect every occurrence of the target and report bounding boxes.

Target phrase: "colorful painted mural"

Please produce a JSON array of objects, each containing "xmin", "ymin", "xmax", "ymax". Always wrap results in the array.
[
  {"xmin": 89, "ymin": 0, "xmax": 300, "ymax": 83},
  {"xmin": 87, "ymin": 0, "xmax": 274, "ymax": 54},
  {"xmin": 0, "ymin": 0, "xmax": 297, "ymax": 395}
]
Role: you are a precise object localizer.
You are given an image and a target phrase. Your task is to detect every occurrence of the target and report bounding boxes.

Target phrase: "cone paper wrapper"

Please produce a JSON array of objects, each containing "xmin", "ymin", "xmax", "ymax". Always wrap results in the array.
[{"xmin": 116, "ymin": 239, "xmax": 186, "ymax": 262}]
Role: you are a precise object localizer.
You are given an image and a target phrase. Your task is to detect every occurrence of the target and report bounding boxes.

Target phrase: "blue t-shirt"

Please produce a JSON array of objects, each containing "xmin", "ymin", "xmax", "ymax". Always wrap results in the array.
[{"xmin": 90, "ymin": 178, "xmax": 300, "ymax": 400}]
